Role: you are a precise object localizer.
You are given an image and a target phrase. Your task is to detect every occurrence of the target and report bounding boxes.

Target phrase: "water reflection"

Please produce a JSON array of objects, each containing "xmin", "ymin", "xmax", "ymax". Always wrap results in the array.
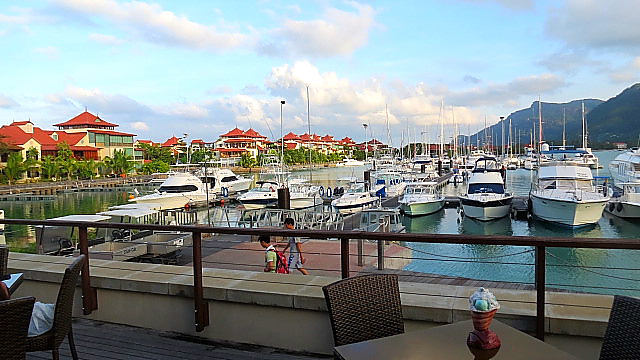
[{"xmin": 459, "ymin": 216, "xmax": 513, "ymax": 236}]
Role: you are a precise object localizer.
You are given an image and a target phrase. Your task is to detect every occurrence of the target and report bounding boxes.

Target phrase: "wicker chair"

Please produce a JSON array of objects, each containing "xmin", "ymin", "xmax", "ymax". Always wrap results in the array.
[
  {"xmin": 0, "ymin": 296, "xmax": 36, "ymax": 360},
  {"xmin": 600, "ymin": 295, "xmax": 640, "ymax": 360},
  {"xmin": 26, "ymin": 255, "xmax": 85, "ymax": 360},
  {"xmin": 0, "ymin": 245, "xmax": 9, "ymax": 280},
  {"xmin": 322, "ymin": 274, "xmax": 404, "ymax": 347}
]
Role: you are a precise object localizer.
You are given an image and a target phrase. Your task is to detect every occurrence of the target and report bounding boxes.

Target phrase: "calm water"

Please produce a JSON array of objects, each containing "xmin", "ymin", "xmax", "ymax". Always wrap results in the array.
[{"xmin": 2, "ymin": 151, "xmax": 639, "ymax": 295}]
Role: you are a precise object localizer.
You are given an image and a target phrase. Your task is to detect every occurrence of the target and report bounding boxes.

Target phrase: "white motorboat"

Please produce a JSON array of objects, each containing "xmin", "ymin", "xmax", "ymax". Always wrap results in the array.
[
  {"xmin": 336, "ymin": 157, "xmax": 366, "ymax": 167},
  {"xmin": 609, "ymin": 148, "xmax": 640, "ymax": 188},
  {"xmin": 130, "ymin": 172, "xmax": 215, "ymax": 209},
  {"xmin": 287, "ymin": 179, "xmax": 323, "ymax": 209},
  {"xmin": 459, "ymin": 157, "xmax": 513, "ymax": 221},
  {"xmin": 198, "ymin": 167, "xmax": 252, "ymax": 195},
  {"xmin": 398, "ymin": 181, "xmax": 445, "ymax": 216},
  {"xmin": 606, "ymin": 183, "xmax": 640, "ymax": 218},
  {"xmin": 357, "ymin": 208, "xmax": 406, "ymax": 233},
  {"xmin": 529, "ymin": 162, "xmax": 609, "ymax": 226},
  {"xmin": 370, "ymin": 170, "xmax": 407, "ymax": 198},
  {"xmin": 236, "ymin": 180, "xmax": 280, "ymax": 210},
  {"xmin": 331, "ymin": 182, "xmax": 379, "ymax": 214}
]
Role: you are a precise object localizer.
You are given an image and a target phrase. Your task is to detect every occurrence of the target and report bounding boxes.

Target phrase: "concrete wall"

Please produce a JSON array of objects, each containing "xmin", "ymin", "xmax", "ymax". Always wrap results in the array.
[{"xmin": 8, "ymin": 252, "xmax": 605, "ymax": 357}]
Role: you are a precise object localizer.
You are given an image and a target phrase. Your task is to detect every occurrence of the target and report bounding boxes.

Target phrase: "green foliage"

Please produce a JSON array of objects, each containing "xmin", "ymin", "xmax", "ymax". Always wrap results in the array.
[
  {"xmin": 103, "ymin": 150, "xmax": 134, "ymax": 176},
  {"xmin": 189, "ymin": 149, "xmax": 211, "ymax": 164},
  {"xmin": 238, "ymin": 153, "xmax": 257, "ymax": 169},
  {"xmin": 4, "ymin": 152, "xmax": 26, "ymax": 184},
  {"xmin": 140, "ymin": 160, "xmax": 170, "ymax": 174},
  {"xmin": 138, "ymin": 143, "xmax": 175, "ymax": 164},
  {"xmin": 76, "ymin": 159, "xmax": 98, "ymax": 179},
  {"xmin": 41, "ymin": 155, "xmax": 57, "ymax": 180}
]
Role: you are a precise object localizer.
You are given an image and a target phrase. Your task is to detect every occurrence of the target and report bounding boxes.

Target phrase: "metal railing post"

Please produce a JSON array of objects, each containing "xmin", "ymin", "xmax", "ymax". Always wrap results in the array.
[
  {"xmin": 340, "ymin": 237, "xmax": 350, "ymax": 279},
  {"xmin": 192, "ymin": 231, "xmax": 209, "ymax": 332},
  {"xmin": 535, "ymin": 246, "xmax": 545, "ymax": 341},
  {"xmin": 377, "ymin": 239, "xmax": 384, "ymax": 270},
  {"xmin": 357, "ymin": 239, "xmax": 364, "ymax": 267},
  {"xmin": 78, "ymin": 226, "xmax": 98, "ymax": 315}
]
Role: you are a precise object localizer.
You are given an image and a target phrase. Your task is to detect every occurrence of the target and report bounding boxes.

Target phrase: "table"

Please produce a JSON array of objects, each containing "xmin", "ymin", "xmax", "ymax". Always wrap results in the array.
[
  {"xmin": 2, "ymin": 273, "xmax": 24, "ymax": 296},
  {"xmin": 334, "ymin": 320, "xmax": 579, "ymax": 360}
]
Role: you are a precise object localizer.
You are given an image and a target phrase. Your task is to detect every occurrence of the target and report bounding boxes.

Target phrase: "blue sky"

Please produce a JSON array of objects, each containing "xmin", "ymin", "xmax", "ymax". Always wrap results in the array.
[{"xmin": 0, "ymin": 0, "xmax": 638, "ymax": 145}]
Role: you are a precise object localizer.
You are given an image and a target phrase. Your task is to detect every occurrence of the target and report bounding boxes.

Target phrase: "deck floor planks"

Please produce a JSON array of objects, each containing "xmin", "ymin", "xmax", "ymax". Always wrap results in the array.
[{"xmin": 27, "ymin": 319, "xmax": 329, "ymax": 360}]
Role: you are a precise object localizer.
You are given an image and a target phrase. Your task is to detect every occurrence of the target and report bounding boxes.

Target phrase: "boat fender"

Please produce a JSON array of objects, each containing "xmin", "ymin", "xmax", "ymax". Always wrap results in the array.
[
  {"xmin": 270, "ymin": 187, "xmax": 275, "ymax": 192},
  {"xmin": 326, "ymin": 186, "xmax": 332, "ymax": 198},
  {"xmin": 319, "ymin": 186, "xmax": 325, "ymax": 197},
  {"xmin": 221, "ymin": 187, "xmax": 229, "ymax": 197},
  {"xmin": 609, "ymin": 203, "xmax": 615, "ymax": 212},
  {"xmin": 617, "ymin": 202, "xmax": 623, "ymax": 212},
  {"xmin": 185, "ymin": 203, "xmax": 191, "ymax": 210}
]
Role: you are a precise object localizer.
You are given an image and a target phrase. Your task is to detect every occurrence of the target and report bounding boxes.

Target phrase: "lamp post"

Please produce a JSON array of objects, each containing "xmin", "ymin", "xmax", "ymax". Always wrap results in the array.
[
  {"xmin": 183, "ymin": 133, "xmax": 190, "ymax": 164},
  {"xmin": 280, "ymin": 100, "xmax": 285, "ymax": 174},
  {"xmin": 362, "ymin": 123, "xmax": 368, "ymax": 161}
]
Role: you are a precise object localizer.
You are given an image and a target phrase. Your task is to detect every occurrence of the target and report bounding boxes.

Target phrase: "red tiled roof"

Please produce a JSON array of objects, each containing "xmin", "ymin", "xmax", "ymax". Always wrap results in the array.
[
  {"xmin": 54, "ymin": 111, "xmax": 117, "ymax": 128},
  {"xmin": 11, "ymin": 120, "xmax": 32, "ymax": 126},
  {"xmin": 321, "ymin": 135, "xmax": 335, "ymax": 142},
  {"xmin": 220, "ymin": 127, "xmax": 245, "ymax": 137},
  {"xmin": 191, "ymin": 139, "xmax": 205, "ymax": 144},
  {"xmin": 283, "ymin": 132, "xmax": 300, "ymax": 140},
  {"xmin": 41, "ymin": 145, "xmax": 100, "ymax": 151},
  {"xmin": 214, "ymin": 148, "xmax": 247, "ymax": 153},
  {"xmin": 137, "ymin": 140, "xmax": 154, "ymax": 144},
  {"xmin": 285, "ymin": 143, "xmax": 297, "ymax": 150},
  {"xmin": 244, "ymin": 128, "xmax": 266, "ymax": 138},
  {"xmin": 162, "ymin": 136, "xmax": 181, "ymax": 147},
  {"xmin": 88, "ymin": 129, "xmax": 136, "ymax": 136},
  {"xmin": 340, "ymin": 137, "xmax": 354, "ymax": 144},
  {"xmin": 224, "ymin": 138, "xmax": 255, "ymax": 143}
]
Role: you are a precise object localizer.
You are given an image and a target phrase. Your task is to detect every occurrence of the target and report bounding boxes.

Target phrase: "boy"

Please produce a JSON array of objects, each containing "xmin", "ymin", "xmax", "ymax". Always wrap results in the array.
[
  {"xmin": 259, "ymin": 235, "xmax": 276, "ymax": 273},
  {"xmin": 282, "ymin": 217, "xmax": 309, "ymax": 275}
]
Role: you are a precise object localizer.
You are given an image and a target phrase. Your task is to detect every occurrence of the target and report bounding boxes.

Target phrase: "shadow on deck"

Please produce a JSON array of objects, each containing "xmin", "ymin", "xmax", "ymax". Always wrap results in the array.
[{"xmin": 27, "ymin": 319, "xmax": 330, "ymax": 360}]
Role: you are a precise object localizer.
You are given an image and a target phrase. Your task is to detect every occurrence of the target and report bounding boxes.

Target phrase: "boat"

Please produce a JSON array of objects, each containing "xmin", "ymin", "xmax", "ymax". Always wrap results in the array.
[
  {"xmin": 287, "ymin": 179, "xmax": 323, "ymax": 209},
  {"xmin": 331, "ymin": 182, "xmax": 379, "ymax": 214},
  {"xmin": 398, "ymin": 181, "xmax": 445, "ymax": 216},
  {"xmin": 236, "ymin": 180, "xmax": 280, "ymax": 210},
  {"xmin": 130, "ymin": 172, "xmax": 215, "ymax": 209},
  {"xmin": 608, "ymin": 148, "xmax": 640, "ymax": 188},
  {"xmin": 459, "ymin": 157, "xmax": 513, "ymax": 221},
  {"xmin": 198, "ymin": 167, "xmax": 253, "ymax": 196},
  {"xmin": 336, "ymin": 157, "xmax": 366, "ymax": 167},
  {"xmin": 357, "ymin": 208, "xmax": 406, "ymax": 232},
  {"xmin": 529, "ymin": 162, "xmax": 609, "ymax": 226},
  {"xmin": 370, "ymin": 170, "xmax": 407, "ymax": 198},
  {"xmin": 606, "ymin": 183, "xmax": 640, "ymax": 218},
  {"xmin": 35, "ymin": 215, "xmax": 112, "ymax": 255}
]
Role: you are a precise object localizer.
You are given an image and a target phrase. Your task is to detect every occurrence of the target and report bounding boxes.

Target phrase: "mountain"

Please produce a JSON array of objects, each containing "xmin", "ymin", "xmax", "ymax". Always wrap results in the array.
[{"xmin": 463, "ymin": 83, "xmax": 640, "ymax": 149}]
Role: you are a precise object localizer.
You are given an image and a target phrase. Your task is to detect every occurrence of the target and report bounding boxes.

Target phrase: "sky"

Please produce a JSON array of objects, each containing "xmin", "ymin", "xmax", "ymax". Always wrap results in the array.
[{"xmin": 0, "ymin": 0, "xmax": 639, "ymax": 146}]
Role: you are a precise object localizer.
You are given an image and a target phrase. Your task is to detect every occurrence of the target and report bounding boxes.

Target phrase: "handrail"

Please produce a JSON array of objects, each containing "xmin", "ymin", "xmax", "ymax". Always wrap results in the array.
[{"xmin": 3, "ymin": 217, "xmax": 640, "ymax": 341}]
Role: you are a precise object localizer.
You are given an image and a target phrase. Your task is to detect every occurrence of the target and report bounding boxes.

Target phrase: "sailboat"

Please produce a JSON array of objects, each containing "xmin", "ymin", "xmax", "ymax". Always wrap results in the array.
[{"xmin": 576, "ymin": 102, "xmax": 600, "ymax": 169}]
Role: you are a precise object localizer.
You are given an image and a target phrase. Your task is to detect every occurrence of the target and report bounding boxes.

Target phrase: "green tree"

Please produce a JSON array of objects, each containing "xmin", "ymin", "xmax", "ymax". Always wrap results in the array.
[
  {"xmin": 76, "ymin": 160, "xmax": 99, "ymax": 179},
  {"xmin": 24, "ymin": 147, "xmax": 40, "ymax": 178},
  {"xmin": 138, "ymin": 143, "xmax": 174, "ymax": 164},
  {"xmin": 104, "ymin": 150, "xmax": 134, "ymax": 176},
  {"xmin": 190, "ymin": 149, "xmax": 211, "ymax": 164},
  {"xmin": 40, "ymin": 155, "xmax": 57, "ymax": 180},
  {"xmin": 238, "ymin": 153, "xmax": 257, "ymax": 171},
  {"xmin": 140, "ymin": 159, "xmax": 170, "ymax": 174},
  {"xmin": 4, "ymin": 152, "xmax": 27, "ymax": 185}
]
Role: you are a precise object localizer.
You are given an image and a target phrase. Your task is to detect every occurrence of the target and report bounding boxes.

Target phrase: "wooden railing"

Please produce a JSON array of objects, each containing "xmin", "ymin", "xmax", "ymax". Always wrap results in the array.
[{"xmin": 3, "ymin": 218, "xmax": 640, "ymax": 340}]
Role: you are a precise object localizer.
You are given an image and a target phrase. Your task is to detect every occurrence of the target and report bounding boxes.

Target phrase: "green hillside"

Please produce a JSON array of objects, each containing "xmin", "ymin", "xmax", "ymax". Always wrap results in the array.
[{"xmin": 585, "ymin": 83, "xmax": 640, "ymax": 145}]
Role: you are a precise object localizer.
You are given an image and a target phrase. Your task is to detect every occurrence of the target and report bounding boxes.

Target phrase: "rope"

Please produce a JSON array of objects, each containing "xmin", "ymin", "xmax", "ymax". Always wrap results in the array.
[
  {"xmin": 399, "ymin": 243, "xmax": 535, "ymax": 261},
  {"xmin": 546, "ymin": 250, "xmax": 640, "ymax": 283}
]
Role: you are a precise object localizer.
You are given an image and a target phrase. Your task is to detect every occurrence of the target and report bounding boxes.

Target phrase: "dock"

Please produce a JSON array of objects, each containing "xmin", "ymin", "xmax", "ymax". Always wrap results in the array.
[{"xmin": 0, "ymin": 175, "xmax": 157, "ymax": 196}]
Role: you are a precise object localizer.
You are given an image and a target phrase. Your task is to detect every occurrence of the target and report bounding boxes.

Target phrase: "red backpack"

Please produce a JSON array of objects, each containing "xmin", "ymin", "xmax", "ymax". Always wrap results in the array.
[{"xmin": 270, "ymin": 249, "xmax": 290, "ymax": 274}]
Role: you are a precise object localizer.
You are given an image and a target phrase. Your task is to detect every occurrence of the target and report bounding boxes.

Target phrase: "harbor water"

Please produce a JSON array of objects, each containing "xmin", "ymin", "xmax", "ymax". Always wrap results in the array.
[{"xmin": 2, "ymin": 150, "xmax": 639, "ymax": 295}]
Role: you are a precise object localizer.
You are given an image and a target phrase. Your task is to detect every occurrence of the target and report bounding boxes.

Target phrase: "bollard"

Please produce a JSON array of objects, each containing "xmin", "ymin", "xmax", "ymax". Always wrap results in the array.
[
  {"xmin": 438, "ymin": 160, "xmax": 443, "ymax": 176},
  {"xmin": 364, "ymin": 170, "xmax": 371, "ymax": 191}
]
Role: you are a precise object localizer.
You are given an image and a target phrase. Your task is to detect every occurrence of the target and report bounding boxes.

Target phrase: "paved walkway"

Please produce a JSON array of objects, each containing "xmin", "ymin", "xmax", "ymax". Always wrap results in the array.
[{"xmin": 27, "ymin": 319, "xmax": 330, "ymax": 360}]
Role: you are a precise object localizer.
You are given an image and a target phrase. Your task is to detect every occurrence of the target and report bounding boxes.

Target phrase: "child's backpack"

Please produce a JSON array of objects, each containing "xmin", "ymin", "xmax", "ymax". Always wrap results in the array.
[{"xmin": 270, "ymin": 249, "xmax": 290, "ymax": 274}]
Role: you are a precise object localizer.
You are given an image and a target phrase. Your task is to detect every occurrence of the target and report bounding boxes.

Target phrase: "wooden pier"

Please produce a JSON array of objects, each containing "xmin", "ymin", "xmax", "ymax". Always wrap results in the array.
[{"xmin": 0, "ymin": 175, "xmax": 157, "ymax": 196}]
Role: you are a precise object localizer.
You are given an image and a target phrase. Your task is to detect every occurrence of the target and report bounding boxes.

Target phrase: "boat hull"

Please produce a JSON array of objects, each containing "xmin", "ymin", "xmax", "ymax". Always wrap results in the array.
[
  {"xmin": 530, "ymin": 193, "xmax": 607, "ymax": 226},
  {"xmin": 400, "ymin": 199, "xmax": 445, "ymax": 216},
  {"xmin": 290, "ymin": 196, "xmax": 322, "ymax": 210},
  {"xmin": 459, "ymin": 196, "xmax": 512, "ymax": 221},
  {"xmin": 131, "ymin": 193, "xmax": 208, "ymax": 209},
  {"xmin": 332, "ymin": 200, "xmax": 378, "ymax": 214},
  {"xmin": 605, "ymin": 200, "xmax": 640, "ymax": 218}
]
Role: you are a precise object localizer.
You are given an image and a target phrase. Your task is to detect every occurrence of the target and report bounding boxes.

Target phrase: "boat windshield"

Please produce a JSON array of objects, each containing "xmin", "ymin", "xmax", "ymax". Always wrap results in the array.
[
  {"xmin": 158, "ymin": 185, "xmax": 199, "ymax": 193},
  {"xmin": 468, "ymin": 183, "xmax": 504, "ymax": 194},
  {"xmin": 406, "ymin": 186, "xmax": 434, "ymax": 195}
]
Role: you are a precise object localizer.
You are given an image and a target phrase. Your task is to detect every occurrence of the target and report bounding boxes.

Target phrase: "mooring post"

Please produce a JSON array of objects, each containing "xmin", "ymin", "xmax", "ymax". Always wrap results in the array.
[
  {"xmin": 535, "ymin": 246, "xmax": 546, "ymax": 341},
  {"xmin": 78, "ymin": 226, "xmax": 98, "ymax": 315},
  {"xmin": 340, "ymin": 237, "xmax": 350, "ymax": 278},
  {"xmin": 192, "ymin": 231, "xmax": 209, "ymax": 331}
]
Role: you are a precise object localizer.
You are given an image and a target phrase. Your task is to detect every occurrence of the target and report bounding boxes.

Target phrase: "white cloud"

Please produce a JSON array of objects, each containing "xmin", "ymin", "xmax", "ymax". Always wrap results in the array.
[
  {"xmin": 0, "ymin": 94, "xmax": 17, "ymax": 108},
  {"xmin": 267, "ymin": 2, "xmax": 376, "ymax": 57},
  {"xmin": 34, "ymin": 46, "xmax": 60, "ymax": 59},
  {"xmin": 607, "ymin": 57, "xmax": 640, "ymax": 83},
  {"xmin": 52, "ymin": 0, "xmax": 251, "ymax": 51},
  {"xmin": 88, "ymin": 33, "xmax": 124, "ymax": 45},
  {"xmin": 458, "ymin": 0, "xmax": 534, "ymax": 10},
  {"xmin": 131, "ymin": 121, "xmax": 149, "ymax": 130},
  {"xmin": 61, "ymin": 86, "xmax": 153, "ymax": 115},
  {"xmin": 546, "ymin": 0, "xmax": 640, "ymax": 54}
]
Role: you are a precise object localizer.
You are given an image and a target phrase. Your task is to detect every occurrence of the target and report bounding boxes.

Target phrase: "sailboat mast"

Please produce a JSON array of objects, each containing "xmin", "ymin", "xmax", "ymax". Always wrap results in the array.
[
  {"xmin": 538, "ymin": 97, "xmax": 543, "ymax": 153},
  {"xmin": 439, "ymin": 99, "xmax": 444, "ymax": 158},
  {"xmin": 562, "ymin": 108, "xmax": 566, "ymax": 149},
  {"xmin": 582, "ymin": 101, "xmax": 587, "ymax": 149},
  {"xmin": 306, "ymin": 85, "xmax": 312, "ymax": 181}
]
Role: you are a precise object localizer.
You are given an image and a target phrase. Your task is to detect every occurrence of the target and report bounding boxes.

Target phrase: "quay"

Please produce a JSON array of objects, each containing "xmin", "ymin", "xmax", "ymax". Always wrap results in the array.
[{"xmin": 0, "ymin": 175, "xmax": 157, "ymax": 196}]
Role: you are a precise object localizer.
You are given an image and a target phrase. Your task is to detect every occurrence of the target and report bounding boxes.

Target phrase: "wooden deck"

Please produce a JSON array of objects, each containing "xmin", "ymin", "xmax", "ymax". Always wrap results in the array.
[{"xmin": 27, "ymin": 319, "xmax": 329, "ymax": 360}]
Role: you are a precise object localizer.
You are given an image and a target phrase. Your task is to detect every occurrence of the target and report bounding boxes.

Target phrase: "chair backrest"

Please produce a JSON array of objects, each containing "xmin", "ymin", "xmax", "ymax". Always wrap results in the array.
[
  {"xmin": 0, "ymin": 296, "xmax": 36, "ymax": 360},
  {"xmin": 322, "ymin": 273, "xmax": 404, "ymax": 347},
  {"xmin": 600, "ymin": 295, "xmax": 640, "ymax": 360},
  {"xmin": 0, "ymin": 245, "xmax": 8, "ymax": 280},
  {"xmin": 52, "ymin": 255, "xmax": 85, "ymax": 347}
]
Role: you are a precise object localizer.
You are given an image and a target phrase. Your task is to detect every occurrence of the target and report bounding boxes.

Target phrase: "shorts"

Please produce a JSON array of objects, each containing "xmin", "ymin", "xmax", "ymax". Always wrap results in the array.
[{"xmin": 288, "ymin": 254, "xmax": 303, "ymax": 269}]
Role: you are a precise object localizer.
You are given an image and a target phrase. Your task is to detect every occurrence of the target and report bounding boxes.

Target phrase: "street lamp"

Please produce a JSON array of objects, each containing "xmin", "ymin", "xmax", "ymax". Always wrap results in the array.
[
  {"xmin": 280, "ymin": 100, "xmax": 285, "ymax": 173},
  {"xmin": 183, "ymin": 133, "xmax": 190, "ymax": 164},
  {"xmin": 362, "ymin": 123, "xmax": 368, "ymax": 161}
]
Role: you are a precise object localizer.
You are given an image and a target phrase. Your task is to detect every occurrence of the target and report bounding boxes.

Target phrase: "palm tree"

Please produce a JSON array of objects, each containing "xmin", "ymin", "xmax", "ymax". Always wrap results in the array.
[
  {"xmin": 104, "ymin": 150, "xmax": 134, "ymax": 176},
  {"xmin": 238, "ymin": 153, "xmax": 257, "ymax": 172},
  {"xmin": 4, "ymin": 152, "xmax": 27, "ymax": 185},
  {"xmin": 24, "ymin": 147, "xmax": 40, "ymax": 179},
  {"xmin": 40, "ymin": 155, "xmax": 57, "ymax": 180}
]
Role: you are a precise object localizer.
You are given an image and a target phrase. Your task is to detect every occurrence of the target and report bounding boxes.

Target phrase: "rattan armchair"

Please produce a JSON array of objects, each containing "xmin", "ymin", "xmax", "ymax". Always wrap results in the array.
[
  {"xmin": 0, "ymin": 245, "xmax": 9, "ymax": 280},
  {"xmin": 26, "ymin": 255, "xmax": 85, "ymax": 360},
  {"xmin": 600, "ymin": 295, "xmax": 640, "ymax": 360},
  {"xmin": 322, "ymin": 273, "xmax": 404, "ymax": 347},
  {"xmin": 0, "ymin": 296, "xmax": 36, "ymax": 360}
]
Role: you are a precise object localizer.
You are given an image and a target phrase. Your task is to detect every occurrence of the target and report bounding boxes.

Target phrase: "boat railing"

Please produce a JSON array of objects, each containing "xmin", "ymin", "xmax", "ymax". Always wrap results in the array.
[
  {"xmin": 207, "ymin": 206, "xmax": 344, "ymax": 230},
  {"xmin": 5, "ymin": 217, "xmax": 640, "ymax": 341}
]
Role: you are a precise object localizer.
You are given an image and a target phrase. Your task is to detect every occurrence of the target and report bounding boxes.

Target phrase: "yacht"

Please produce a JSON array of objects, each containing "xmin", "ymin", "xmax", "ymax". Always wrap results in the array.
[
  {"xmin": 608, "ymin": 148, "xmax": 640, "ymax": 188},
  {"xmin": 198, "ymin": 167, "xmax": 252, "ymax": 196},
  {"xmin": 287, "ymin": 179, "xmax": 323, "ymax": 209},
  {"xmin": 398, "ymin": 181, "xmax": 445, "ymax": 216},
  {"xmin": 606, "ymin": 183, "xmax": 640, "ymax": 218},
  {"xmin": 236, "ymin": 180, "xmax": 280, "ymax": 210},
  {"xmin": 459, "ymin": 157, "xmax": 513, "ymax": 221},
  {"xmin": 357, "ymin": 208, "xmax": 406, "ymax": 233},
  {"xmin": 529, "ymin": 162, "xmax": 609, "ymax": 226},
  {"xmin": 331, "ymin": 182, "xmax": 379, "ymax": 214},
  {"xmin": 370, "ymin": 170, "xmax": 407, "ymax": 198},
  {"xmin": 130, "ymin": 172, "xmax": 215, "ymax": 209},
  {"xmin": 336, "ymin": 157, "xmax": 366, "ymax": 167}
]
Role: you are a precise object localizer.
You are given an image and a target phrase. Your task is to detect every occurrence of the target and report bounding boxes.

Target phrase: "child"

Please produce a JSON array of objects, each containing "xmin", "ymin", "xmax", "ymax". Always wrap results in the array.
[
  {"xmin": 282, "ymin": 217, "xmax": 309, "ymax": 275},
  {"xmin": 259, "ymin": 235, "xmax": 276, "ymax": 273}
]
